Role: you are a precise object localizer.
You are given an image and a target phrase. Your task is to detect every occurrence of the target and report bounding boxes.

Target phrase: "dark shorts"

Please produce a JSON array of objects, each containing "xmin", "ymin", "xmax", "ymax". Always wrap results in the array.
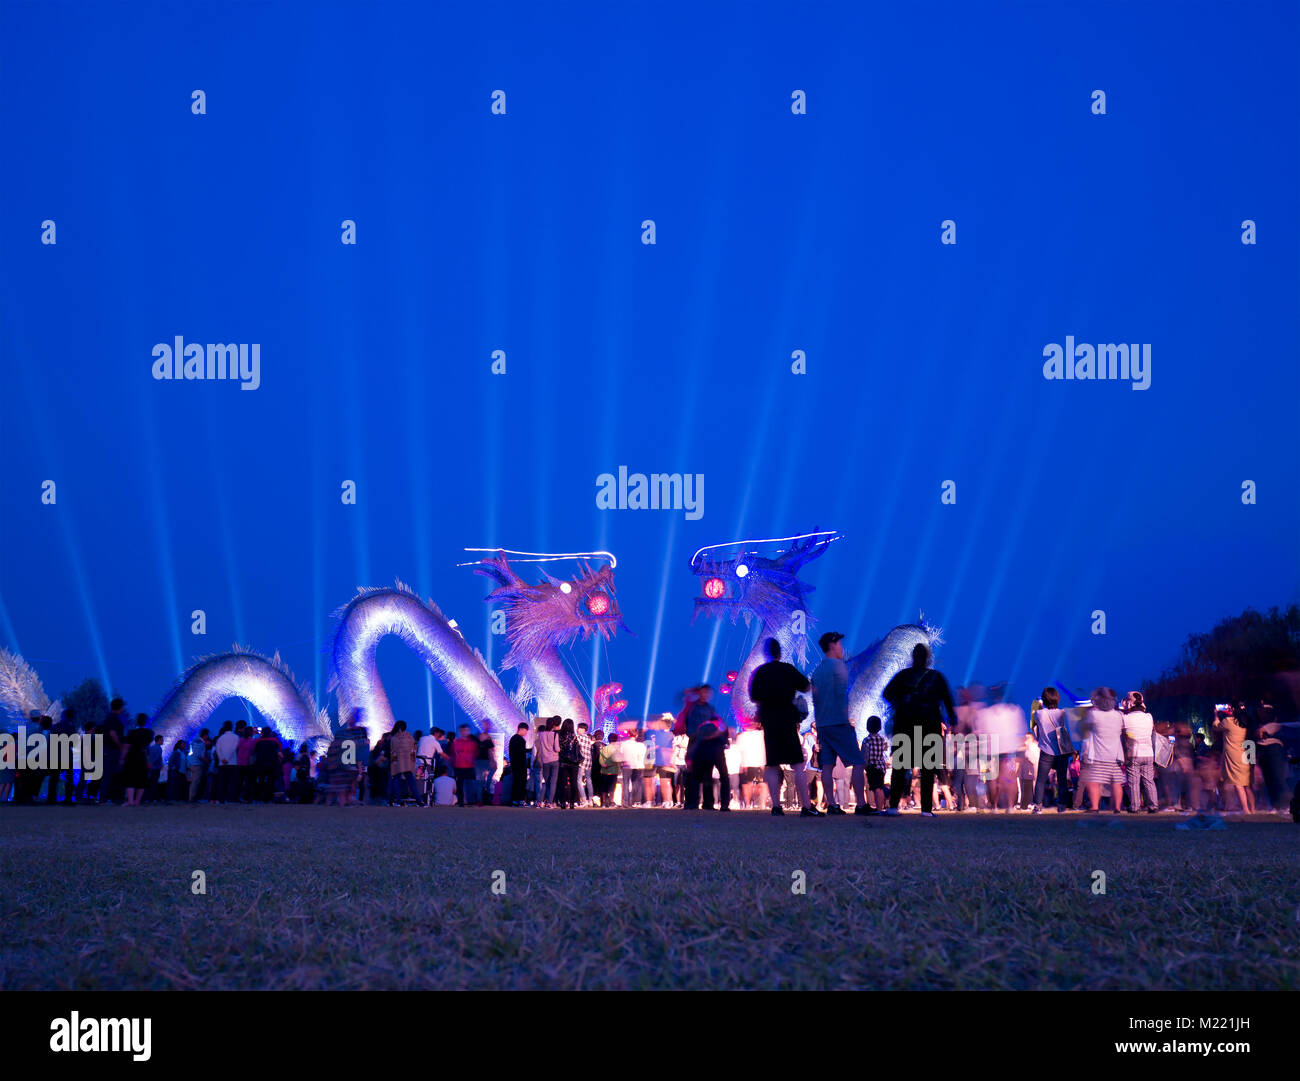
[
  {"xmin": 818, "ymin": 724, "xmax": 865, "ymax": 768},
  {"xmin": 762, "ymin": 719, "xmax": 803, "ymax": 765},
  {"xmin": 656, "ymin": 767, "xmax": 675, "ymax": 780},
  {"xmin": 742, "ymin": 767, "xmax": 764, "ymax": 783},
  {"xmin": 866, "ymin": 766, "xmax": 886, "ymax": 791}
]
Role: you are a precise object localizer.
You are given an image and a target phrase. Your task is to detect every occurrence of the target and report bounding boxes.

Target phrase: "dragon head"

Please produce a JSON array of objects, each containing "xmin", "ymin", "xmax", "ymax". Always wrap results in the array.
[
  {"xmin": 471, "ymin": 551, "xmax": 624, "ymax": 670},
  {"xmin": 690, "ymin": 530, "xmax": 841, "ymax": 632}
]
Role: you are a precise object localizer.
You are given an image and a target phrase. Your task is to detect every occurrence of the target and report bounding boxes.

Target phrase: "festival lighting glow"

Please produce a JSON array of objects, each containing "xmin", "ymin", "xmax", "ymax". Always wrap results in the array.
[
  {"xmin": 331, "ymin": 581, "xmax": 527, "ymax": 747},
  {"xmin": 692, "ymin": 531, "xmax": 939, "ymax": 737},
  {"xmin": 735, "ymin": 564, "xmax": 749, "ymax": 578},
  {"xmin": 595, "ymin": 682, "xmax": 628, "ymax": 735},
  {"xmin": 560, "ymin": 582, "xmax": 572, "ymax": 594},
  {"xmin": 471, "ymin": 551, "xmax": 625, "ymax": 726},
  {"xmin": 692, "ymin": 532, "xmax": 841, "ymax": 725},
  {"xmin": 639, "ymin": 517, "xmax": 680, "ymax": 724},
  {"xmin": 151, "ymin": 646, "xmax": 332, "ymax": 748}
]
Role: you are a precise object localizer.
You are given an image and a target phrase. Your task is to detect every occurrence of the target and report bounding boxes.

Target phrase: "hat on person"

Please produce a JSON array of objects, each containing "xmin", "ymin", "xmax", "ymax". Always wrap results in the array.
[{"xmin": 818, "ymin": 631, "xmax": 844, "ymax": 653}]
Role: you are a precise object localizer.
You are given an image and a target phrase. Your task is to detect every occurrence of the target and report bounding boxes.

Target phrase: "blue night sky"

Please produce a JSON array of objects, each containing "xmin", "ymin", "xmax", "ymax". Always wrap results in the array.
[{"xmin": 2, "ymin": 1, "xmax": 1297, "ymax": 730}]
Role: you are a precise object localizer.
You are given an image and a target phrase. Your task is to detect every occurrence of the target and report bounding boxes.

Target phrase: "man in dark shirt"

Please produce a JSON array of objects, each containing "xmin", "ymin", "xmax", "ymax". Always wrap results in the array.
[
  {"xmin": 749, "ymin": 638, "xmax": 819, "ymax": 817},
  {"xmin": 475, "ymin": 728, "xmax": 496, "ymax": 806},
  {"xmin": 45, "ymin": 707, "xmax": 78, "ymax": 804},
  {"xmin": 882, "ymin": 643, "xmax": 958, "ymax": 816},
  {"xmin": 98, "ymin": 698, "xmax": 127, "ymax": 803},
  {"xmin": 252, "ymin": 726, "xmax": 282, "ymax": 802},
  {"xmin": 507, "ymin": 723, "xmax": 529, "ymax": 806},
  {"xmin": 682, "ymin": 685, "xmax": 728, "ymax": 810},
  {"xmin": 683, "ymin": 685, "xmax": 721, "ymax": 738},
  {"xmin": 343, "ymin": 710, "xmax": 371, "ymax": 803}
]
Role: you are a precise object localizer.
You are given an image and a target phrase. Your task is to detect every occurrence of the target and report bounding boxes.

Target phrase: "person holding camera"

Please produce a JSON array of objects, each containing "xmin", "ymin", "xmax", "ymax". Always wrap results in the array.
[{"xmin": 1214, "ymin": 703, "xmax": 1255, "ymax": 814}]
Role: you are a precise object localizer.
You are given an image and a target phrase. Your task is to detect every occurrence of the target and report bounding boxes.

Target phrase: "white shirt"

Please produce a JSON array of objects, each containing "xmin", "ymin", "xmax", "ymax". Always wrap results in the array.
[
  {"xmin": 1122, "ymin": 710, "xmax": 1155, "ymax": 758},
  {"xmin": 621, "ymin": 740, "xmax": 647, "ymax": 769},
  {"xmin": 976, "ymin": 703, "xmax": 1028, "ymax": 756},
  {"xmin": 214, "ymin": 730, "xmax": 240, "ymax": 766},
  {"xmin": 432, "ymin": 775, "xmax": 457, "ymax": 805},
  {"xmin": 1084, "ymin": 709, "xmax": 1125, "ymax": 764},
  {"xmin": 416, "ymin": 735, "xmax": 441, "ymax": 761},
  {"xmin": 737, "ymin": 728, "xmax": 766, "ymax": 769},
  {"xmin": 1024, "ymin": 736, "xmax": 1040, "ymax": 769},
  {"xmin": 672, "ymin": 735, "xmax": 688, "ymax": 768},
  {"xmin": 724, "ymin": 745, "xmax": 740, "ymax": 773}
]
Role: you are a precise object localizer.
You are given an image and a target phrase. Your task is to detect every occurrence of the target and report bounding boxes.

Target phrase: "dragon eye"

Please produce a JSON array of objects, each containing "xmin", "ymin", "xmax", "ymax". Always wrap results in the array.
[
  {"xmin": 586, "ymin": 592, "xmax": 611, "ymax": 616},
  {"xmin": 703, "ymin": 577, "xmax": 725, "ymax": 599}
]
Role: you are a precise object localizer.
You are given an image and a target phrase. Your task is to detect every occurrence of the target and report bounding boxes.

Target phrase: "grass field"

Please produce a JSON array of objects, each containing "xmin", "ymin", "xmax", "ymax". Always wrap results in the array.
[{"xmin": 1, "ymin": 805, "xmax": 1296, "ymax": 991}]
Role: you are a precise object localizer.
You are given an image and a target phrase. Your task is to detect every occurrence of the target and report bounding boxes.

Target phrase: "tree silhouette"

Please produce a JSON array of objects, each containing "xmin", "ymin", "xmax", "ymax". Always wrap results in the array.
[{"xmin": 1143, "ymin": 605, "xmax": 1300, "ymax": 714}]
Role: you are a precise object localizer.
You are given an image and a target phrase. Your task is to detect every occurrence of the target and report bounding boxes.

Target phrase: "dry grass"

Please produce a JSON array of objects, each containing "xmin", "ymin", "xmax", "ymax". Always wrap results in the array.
[{"xmin": 1, "ymin": 805, "xmax": 1296, "ymax": 990}]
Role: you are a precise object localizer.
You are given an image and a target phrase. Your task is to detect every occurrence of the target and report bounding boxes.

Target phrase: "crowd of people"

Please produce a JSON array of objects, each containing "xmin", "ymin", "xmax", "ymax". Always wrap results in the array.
[{"xmin": 3, "ymin": 637, "xmax": 1297, "ymax": 820}]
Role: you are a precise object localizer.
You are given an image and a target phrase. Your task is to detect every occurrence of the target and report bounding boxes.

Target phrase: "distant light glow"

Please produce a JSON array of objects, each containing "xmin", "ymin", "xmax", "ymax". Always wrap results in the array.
[
  {"xmin": 721, "ymin": 685, "xmax": 732, "ymax": 694},
  {"xmin": 726, "ymin": 670, "xmax": 739, "ymax": 683},
  {"xmin": 736, "ymin": 563, "xmax": 749, "ymax": 578},
  {"xmin": 560, "ymin": 582, "xmax": 572, "ymax": 594},
  {"xmin": 703, "ymin": 577, "xmax": 725, "ymax": 599}
]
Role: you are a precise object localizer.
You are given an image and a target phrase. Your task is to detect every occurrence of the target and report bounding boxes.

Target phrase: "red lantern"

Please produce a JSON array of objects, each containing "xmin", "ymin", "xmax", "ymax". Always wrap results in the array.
[{"xmin": 703, "ymin": 577, "xmax": 725, "ymax": 599}]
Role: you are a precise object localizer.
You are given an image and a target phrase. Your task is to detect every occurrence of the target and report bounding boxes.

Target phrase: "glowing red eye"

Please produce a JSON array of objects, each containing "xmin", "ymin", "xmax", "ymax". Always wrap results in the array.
[
  {"xmin": 587, "ymin": 592, "xmax": 610, "ymax": 616},
  {"xmin": 703, "ymin": 577, "xmax": 725, "ymax": 599},
  {"xmin": 720, "ymin": 685, "xmax": 732, "ymax": 694},
  {"xmin": 726, "ymin": 671, "xmax": 739, "ymax": 683}
]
